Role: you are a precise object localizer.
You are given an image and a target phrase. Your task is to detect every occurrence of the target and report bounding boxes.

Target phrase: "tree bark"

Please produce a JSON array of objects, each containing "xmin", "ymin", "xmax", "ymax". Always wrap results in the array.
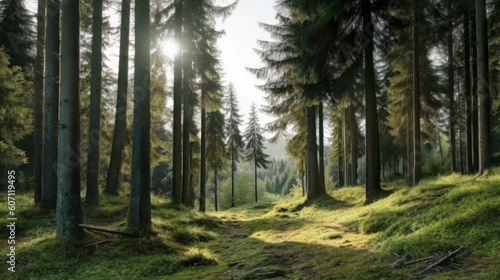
[
  {"xmin": 349, "ymin": 101, "xmax": 357, "ymax": 185},
  {"xmin": 231, "ymin": 151, "xmax": 235, "ymax": 207},
  {"xmin": 105, "ymin": 0, "xmax": 130, "ymax": 196},
  {"xmin": 214, "ymin": 168, "xmax": 218, "ymax": 211},
  {"xmin": 182, "ymin": 2, "xmax": 193, "ymax": 207},
  {"xmin": 343, "ymin": 108, "xmax": 348, "ymax": 186},
  {"xmin": 413, "ymin": 0, "xmax": 421, "ymax": 185},
  {"xmin": 471, "ymin": 5, "xmax": 479, "ymax": 172},
  {"xmin": 447, "ymin": 1, "xmax": 457, "ymax": 173},
  {"xmin": 475, "ymin": 0, "xmax": 491, "ymax": 173},
  {"xmin": 86, "ymin": 0, "xmax": 103, "ymax": 205},
  {"xmin": 318, "ymin": 103, "xmax": 325, "ymax": 191},
  {"xmin": 254, "ymin": 159, "xmax": 258, "ymax": 203},
  {"xmin": 42, "ymin": 0, "xmax": 59, "ymax": 209},
  {"xmin": 306, "ymin": 105, "xmax": 323, "ymax": 199},
  {"xmin": 363, "ymin": 0, "xmax": 382, "ymax": 201},
  {"xmin": 199, "ymin": 88, "xmax": 207, "ymax": 212},
  {"xmin": 464, "ymin": 10, "xmax": 473, "ymax": 174},
  {"xmin": 57, "ymin": 0, "xmax": 83, "ymax": 241},
  {"xmin": 34, "ymin": 0, "xmax": 46, "ymax": 204},
  {"xmin": 172, "ymin": 0, "xmax": 183, "ymax": 204},
  {"xmin": 128, "ymin": 0, "xmax": 151, "ymax": 231}
]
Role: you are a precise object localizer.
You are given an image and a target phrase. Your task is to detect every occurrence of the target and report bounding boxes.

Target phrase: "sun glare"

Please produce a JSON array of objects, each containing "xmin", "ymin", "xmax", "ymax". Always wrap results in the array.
[{"xmin": 161, "ymin": 39, "xmax": 179, "ymax": 60}]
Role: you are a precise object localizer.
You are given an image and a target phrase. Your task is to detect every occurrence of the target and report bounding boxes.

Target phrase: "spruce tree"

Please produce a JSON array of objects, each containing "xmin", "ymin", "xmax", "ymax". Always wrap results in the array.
[
  {"xmin": 206, "ymin": 107, "xmax": 227, "ymax": 211},
  {"xmin": 57, "ymin": 0, "xmax": 84, "ymax": 241},
  {"xmin": 106, "ymin": 0, "xmax": 131, "ymax": 196},
  {"xmin": 128, "ymin": 0, "xmax": 151, "ymax": 231},
  {"xmin": 224, "ymin": 83, "xmax": 245, "ymax": 208},
  {"xmin": 42, "ymin": 0, "xmax": 59, "ymax": 209},
  {"xmin": 244, "ymin": 103, "xmax": 270, "ymax": 203},
  {"xmin": 0, "ymin": 0, "xmax": 34, "ymax": 69}
]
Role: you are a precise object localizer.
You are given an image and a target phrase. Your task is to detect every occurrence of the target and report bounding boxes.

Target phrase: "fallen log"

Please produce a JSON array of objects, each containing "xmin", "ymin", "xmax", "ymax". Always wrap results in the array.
[
  {"xmin": 417, "ymin": 246, "xmax": 464, "ymax": 276},
  {"xmin": 78, "ymin": 224, "xmax": 139, "ymax": 238}
]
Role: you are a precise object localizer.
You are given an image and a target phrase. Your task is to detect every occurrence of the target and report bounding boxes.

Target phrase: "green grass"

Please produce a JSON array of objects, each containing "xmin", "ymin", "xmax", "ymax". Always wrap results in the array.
[{"xmin": 1, "ymin": 169, "xmax": 499, "ymax": 279}]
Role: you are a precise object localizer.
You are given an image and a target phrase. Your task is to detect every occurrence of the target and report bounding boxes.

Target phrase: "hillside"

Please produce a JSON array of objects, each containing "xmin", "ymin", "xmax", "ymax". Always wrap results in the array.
[{"xmin": 1, "ymin": 170, "xmax": 499, "ymax": 279}]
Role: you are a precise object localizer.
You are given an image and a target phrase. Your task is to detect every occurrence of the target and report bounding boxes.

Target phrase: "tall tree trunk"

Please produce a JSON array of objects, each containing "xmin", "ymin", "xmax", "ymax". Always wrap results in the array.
[
  {"xmin": 172, "ymin": 0, "xmax": 183, "ymax": 204},
  {"xmin": 342, "ymin": 108, "xmax": 348, "ymax": 186},
  {"xmin": 476, "ymin": 0, "xmax": 491, "ymax": 173},
  {"xmin": 128, "ymin": 0, "xmax": 151, "ymax": 231},
  {"xmin": 363, "ymin": 0, "xmax": 382, "ymax": 201},
  {"xmin": 105, "ymin": 0, "xmax": 130, "ymax": 196},
  {"xmin": 42, "ymin": 0, "xmax": 59, "ymax": 209},
  {"xmin": 34, "ymin": 0, "xmax": 46, "ymax": 204},
  {"xmin": 199, "ymin": 88, "xmax": 207, "ymax": 212},
  {"xmin": 318, "ymin": 103, "xmax": 325, "ymax": 191},
  {"xmin": 349, "ymin": 100, "xmax": 357, "ymax": 185},
  {"xmin": 57, "ymin": 0, "xmax": 83, "ymax": 241},
  {"xmin": 448, "ymin": 2, "xmax": 457, "ymax": 173},
  {"xmin": 413, "ymin": 0, "xmax": 421, "ymax": 185},
  {"xmin": 254, "ymin": 158, "xmax": 258, "ymax": 203},
  {"xmin": 182, "ymin": 1, "xmax": 193, "ymax": 207},
  {"xmin": 471, "ymin": 5, "xmax": 479, "ymax": 172},
  {"xmin": 214, "ymin": 168, "xmax": 218, "ymax": 211},
  {"xmin": 86, "ymin": 0, "xmax": 103, "ymax": 205},
  {"xmin": 459, "ymin": 88, "xmax": 464, "ymax": 174},
  {"xmin": 181, "ymin": 82, "xmax": 192, "ymax": 207},
  {"xmin": 231, "ymin": 151, "xmax": 235, "ymax": 207},
  {"xmin": 306, "ymin": 105, "xmax": 323, "ymax": 199},
  {"xmin": 464, "ymin": 10, "xmax": 473, "ymax": 174}
]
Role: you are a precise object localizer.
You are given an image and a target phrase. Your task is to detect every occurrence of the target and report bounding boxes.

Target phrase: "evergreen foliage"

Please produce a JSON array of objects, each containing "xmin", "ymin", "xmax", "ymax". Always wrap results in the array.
[
  {"xmin": 244, "ymin": 103, "xmax": 270, "ymax": 202},
  {"xmin": 0, "ymin": 50, "xmax": 32, "ymax": 166}
]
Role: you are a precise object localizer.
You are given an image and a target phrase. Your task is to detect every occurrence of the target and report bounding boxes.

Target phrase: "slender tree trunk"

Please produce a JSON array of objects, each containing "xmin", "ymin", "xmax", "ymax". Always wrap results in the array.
[
  {"xmin": 318, "ymin": 103, "xmax": 325, "ymax": 191},
  {"xmin": 349, "ymin": 99, "xmax": 357, "ymax": 185},
  {"xmin": 306, "ymin": 105, "xmax": 323, "ymax": 199},
  {"xmin": 181, "ymin": 85, "xmax": 192, "ymax": 206},
  {"xmin": 86, "ymin": 0, "xmax": 103, "ymax": 205},
  {"xmin": 128, "ymin": 0, "xmax": 151, "ymax": 231},
  {"xmin": 459, "ymin": 88, "xmax": 464, "ymax": 174},
  {"xmin": 182, "ymin": 1, "xmax": 193, "ymax": 207},
  {"xmin": 34, "ymin": 0, "xmax": 46, "ymax": 204},
  {"xmin": 448, "ymin": 2, "xmax": 457, "ymax": 173},
  {"xmin": 342, "ymin": 108, "xmax": 348, "ymax": 186},
  {"xmin": 254, "ymin": 159, "xmax": 258, "ymax": 203},
  {"xmin": 464, "ymin": 10, "xmax": 473, "ymax": 174},
  {"xmin": 199, "ymin": 89, "xmax": 207, "ymax": 212},
  {"xmin": 105, "ymin": 0, "xmax": 130, "ymax": 196},
  {"xmin": 476, "ymin": 0, "xmax": 491, "ymax": 173},
  {"xmin": 172, "ymin": 0, "xmax": 183, "ymax": 204},
  {"xmin": 438, "ymin": 128, "xmax": 444, "ymax": 167},
  {"xmin": 42, "ymin": 0, "xmax": 59, "ymax": 209},
  {"xmin": 413, "ymin": 0, "xmax": 421, "ymax": 185},
  {"xmin": 57, "ymin": 0, "xmax": 83, "ymax": 241},
  {"xmin": 363, "ymin": 0, "xmax": 382, "ymax": 201},
  {"xmin": 214, "ymin": 168, "xmax": 218, "ymax": 211},
  {"xmin": 407, "ymin": 116, "xmax": 413, "ymax": 185},
  {"xmin": 471, "ymin": 6, "xmax": 479, "ymax": 172},
  {"xmin": 231, "ymin": 151, "xmax": 235, "ymax": 207}
]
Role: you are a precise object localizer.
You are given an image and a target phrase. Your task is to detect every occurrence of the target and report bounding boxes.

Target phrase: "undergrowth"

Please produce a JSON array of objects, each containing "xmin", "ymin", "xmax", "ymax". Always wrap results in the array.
[{"xmin": 0, "ymin": 168, "xmax": 499, "ymax": 279}]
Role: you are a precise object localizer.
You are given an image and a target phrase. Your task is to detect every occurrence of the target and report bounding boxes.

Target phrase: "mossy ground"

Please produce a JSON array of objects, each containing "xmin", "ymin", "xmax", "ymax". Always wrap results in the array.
[{"xmin": 1, "ymin": 169, "xmax": 499, "ymax": 279}]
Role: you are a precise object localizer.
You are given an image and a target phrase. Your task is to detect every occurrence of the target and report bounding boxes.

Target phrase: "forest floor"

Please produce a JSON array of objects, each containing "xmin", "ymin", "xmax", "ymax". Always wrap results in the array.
[{"xmin": 1, "ymin": 169, "xmax": 500, "ymax": 279}]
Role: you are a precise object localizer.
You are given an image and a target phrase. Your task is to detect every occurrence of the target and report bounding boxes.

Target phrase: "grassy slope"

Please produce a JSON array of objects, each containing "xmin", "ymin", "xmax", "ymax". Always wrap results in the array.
[{"xmin": 1, "ymin": 169, "xmax": 499, "ymax": 279}]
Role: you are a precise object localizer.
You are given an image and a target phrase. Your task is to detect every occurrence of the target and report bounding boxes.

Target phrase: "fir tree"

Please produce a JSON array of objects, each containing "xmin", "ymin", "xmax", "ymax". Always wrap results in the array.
[
  {"xmin": 243, "ymin": 103, "xmax": 270, "ymax": 203},
  {"xmin": 224, "ymin": 83, "xmax": 245, "ymax": 208}
]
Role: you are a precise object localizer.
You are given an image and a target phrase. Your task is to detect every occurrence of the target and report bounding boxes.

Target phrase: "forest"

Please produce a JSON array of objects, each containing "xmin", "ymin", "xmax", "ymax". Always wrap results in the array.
[{"xmin": 0, "ymin": 0, "xmax": 499, "ymax": 279}]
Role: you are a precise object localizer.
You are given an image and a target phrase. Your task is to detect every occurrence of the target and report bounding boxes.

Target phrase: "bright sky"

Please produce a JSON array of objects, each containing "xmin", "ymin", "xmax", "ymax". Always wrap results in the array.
[{"xmin": 216, "ymin": 0, "xmax": 278, "ymax": 125}]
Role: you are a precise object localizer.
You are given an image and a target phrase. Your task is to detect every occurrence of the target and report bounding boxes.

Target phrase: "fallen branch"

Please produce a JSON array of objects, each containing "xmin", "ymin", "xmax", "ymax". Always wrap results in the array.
[
  {"xmin": 404, "ymin": 256, "xmax": 434, "ymax": 266},
  {"xmin": 83, "ymin": 239, "xmax": 113, "ymax": 248},
  {"xmin": 417, "ymin": 246, "xmax": 464, "ymax": 276},
  {"xmin": 78, "ymin": 224, "xmax": 139, "ymax": 238}
]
